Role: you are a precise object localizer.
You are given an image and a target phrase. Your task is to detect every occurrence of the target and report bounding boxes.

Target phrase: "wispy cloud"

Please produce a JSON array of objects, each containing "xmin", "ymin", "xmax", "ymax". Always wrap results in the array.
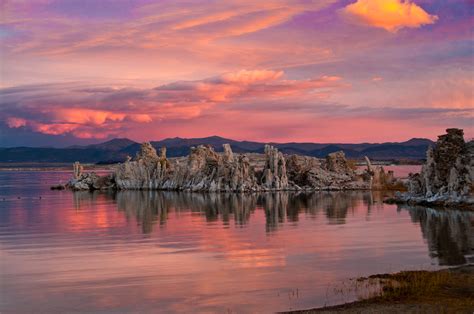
[{"xmin": 0, "ymin": 0, "xmax": 336, "ymax": 56}]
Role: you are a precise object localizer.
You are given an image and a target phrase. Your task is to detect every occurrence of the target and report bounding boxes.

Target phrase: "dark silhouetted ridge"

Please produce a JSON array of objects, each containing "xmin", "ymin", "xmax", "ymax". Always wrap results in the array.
[{"xmin": 0, "ymin": 135, "xmax": 434, "ymax": 163}]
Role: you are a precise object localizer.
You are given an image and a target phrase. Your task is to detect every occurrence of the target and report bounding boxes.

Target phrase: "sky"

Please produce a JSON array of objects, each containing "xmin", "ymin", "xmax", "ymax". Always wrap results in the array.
[{"xmin": 0, "ymin": 0, "xmax": 472, "ymax": 147}]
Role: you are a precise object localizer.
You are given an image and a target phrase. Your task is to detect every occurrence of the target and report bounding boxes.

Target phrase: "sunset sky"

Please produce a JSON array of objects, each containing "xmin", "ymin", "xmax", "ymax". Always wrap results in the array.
[{"xmin": 0, "ymin": 0, "xmax": 472, "ymax": 147}]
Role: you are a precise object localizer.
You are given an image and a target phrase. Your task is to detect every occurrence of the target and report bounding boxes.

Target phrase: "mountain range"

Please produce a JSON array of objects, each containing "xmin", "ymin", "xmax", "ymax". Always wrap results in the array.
[{"xmin": 0, "ymin": 136, "xmax": 434, "ymax": 163}]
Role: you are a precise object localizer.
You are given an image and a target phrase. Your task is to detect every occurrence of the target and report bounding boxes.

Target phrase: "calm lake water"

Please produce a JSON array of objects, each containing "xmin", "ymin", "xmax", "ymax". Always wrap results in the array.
[{"xmin": 0, "ymin": 168, "xmax": 472, "ymax": 313}]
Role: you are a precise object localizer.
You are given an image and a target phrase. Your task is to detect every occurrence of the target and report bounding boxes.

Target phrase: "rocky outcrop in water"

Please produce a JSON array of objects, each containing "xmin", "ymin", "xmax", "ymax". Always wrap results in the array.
[
  {"xmin": 285, "ymin": 152, "xmax": 371, "ymax": 190},
  {"xmin": 387, "ymin": 129, "xmax": 473, "ymax": 209},
  {"xmin": 115, "ymin": 143, "xmax": 262, "ymax": 192},
  {"xmin": 59, "ymin": 141, "xmax": 396, "ymax": 192},
  {"xmin": 64, "ymin": 162, "xmax": 115, "ymax": 191}
]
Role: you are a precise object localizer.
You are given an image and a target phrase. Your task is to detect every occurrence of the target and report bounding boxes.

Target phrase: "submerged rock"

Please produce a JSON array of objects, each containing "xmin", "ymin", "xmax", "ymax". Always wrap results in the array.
[
  {"xmin": 388, "ymin": 129, "xmax": 473, "ymax": 209},
  {"xmin": 50, "ymin": 184, "xmax": 65, "ymax": 190}
]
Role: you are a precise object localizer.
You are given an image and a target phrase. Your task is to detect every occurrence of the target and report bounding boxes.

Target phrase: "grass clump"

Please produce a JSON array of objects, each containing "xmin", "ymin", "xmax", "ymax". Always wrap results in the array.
[
  {"xmin": 366, "ymin": 266, "xmax": 474, "ymax": 310},
  {"xmin": 288, "ymin": 266, "xmax": 473, "ymax": 313}
]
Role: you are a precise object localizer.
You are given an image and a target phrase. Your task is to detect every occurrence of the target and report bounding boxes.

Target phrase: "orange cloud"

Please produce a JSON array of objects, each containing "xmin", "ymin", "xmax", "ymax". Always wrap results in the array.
[
  {"xmin": 221, "ymin": 69, "xmax": 284, "ymax": 84},
  {"xmin": 342, "ymin": 0, "xmax": 438, "ymax": 32}
]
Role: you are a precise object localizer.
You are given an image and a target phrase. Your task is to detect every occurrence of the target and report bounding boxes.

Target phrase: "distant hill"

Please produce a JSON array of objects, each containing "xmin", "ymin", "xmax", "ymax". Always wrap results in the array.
[
  {"xmin": 0, "ymin": 135, "xmax": 434, "ymax": 163},
  {"xmin": 82, "ymin": 138, "xmax": 137, "ymax": 151}
]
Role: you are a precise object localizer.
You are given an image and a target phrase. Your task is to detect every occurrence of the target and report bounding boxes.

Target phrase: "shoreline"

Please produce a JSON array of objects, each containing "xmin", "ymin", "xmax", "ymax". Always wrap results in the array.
[{"xmin": 287, "ymin": 265, "xmax": 474, "ymax": 313}]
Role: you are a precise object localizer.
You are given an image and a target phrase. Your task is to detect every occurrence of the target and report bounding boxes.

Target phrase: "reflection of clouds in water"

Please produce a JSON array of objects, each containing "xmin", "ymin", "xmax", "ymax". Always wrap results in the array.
[{"xmin": 404, "ymin": 206, "xmax": 474, "ymax": 265}]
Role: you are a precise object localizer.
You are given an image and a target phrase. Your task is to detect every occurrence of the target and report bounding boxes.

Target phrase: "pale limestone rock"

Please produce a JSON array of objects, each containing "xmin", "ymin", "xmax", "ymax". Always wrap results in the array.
[
  {"xmin": 286, "ymin": 152, "xmax": 370, "ymax": 190},
  {"xmin": 115, "ymin": 142, "xmax": 162, "ymax": 190},
  {"xmin": 393, "ymin": 128, "xmax": 473, "ymax": 208},
  {"xmin": 73, "ymin": 161, "xmax": 83, "ymax": 179},
  {"xmin": 326, "ymin": 151, "xmax": 354, "ymax": 176},
  {"xmin": 222, "ymin": 143, "xmax": 234, "ymax": 163},
  {"xmin": 62, "ymin": 142, "xmax": 391, "ymax": 193},
  {"xmin": 261, "ymin": 145, "xmax": 288, "ymax": 190},
  {"xmin": 66, "ymin": 172, "xmax": 114, "ymax": 191},
  {"xmin": 160, "ymin": 147, "xmax": 166, "ymax": 159},
  {"xmin": 364, "ymin": 156, "xmax": 373, "ymax": 173}
]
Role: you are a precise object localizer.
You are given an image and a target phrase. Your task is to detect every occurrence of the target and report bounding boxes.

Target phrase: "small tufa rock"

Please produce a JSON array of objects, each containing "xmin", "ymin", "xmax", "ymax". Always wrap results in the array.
[{"xmin": 66, "ymin": 161, "xmax": 115, "ymax": 191}]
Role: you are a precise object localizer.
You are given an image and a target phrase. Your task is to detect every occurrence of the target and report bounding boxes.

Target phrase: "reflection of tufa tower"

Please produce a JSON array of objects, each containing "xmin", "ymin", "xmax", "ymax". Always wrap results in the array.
[{"xmin": 407, "ymin": 206, "xmax": 474, "ymax": 266}]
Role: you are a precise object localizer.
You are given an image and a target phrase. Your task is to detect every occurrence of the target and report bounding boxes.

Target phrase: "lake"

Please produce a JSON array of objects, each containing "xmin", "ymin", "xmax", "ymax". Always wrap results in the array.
[{"xmin": 0, "ymin": 168, "xmax": 472, "ymax": 313}]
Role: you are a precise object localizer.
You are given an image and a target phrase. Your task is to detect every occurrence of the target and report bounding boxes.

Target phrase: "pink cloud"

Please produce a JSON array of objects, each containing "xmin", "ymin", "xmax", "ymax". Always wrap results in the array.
[
  {"xmin": 52, "ymin": 109, "xmax": 127, "ymax": 125},
  {"xmin": 1, "ymin": 70, "xmax": 344, "ymax": 139},
  {"xmin": 33, "ymin": 123, "xmax": 78, "ymax": 136},
  {"xmin": 6, "ymin": 117, "xmax": 27, "ymax": 128}
]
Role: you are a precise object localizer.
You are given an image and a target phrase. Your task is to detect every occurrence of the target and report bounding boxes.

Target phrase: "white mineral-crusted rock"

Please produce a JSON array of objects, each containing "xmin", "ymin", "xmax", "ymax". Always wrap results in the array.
[
  {"xmin": 389, "ymin": 128, "xmax": 473, "ymax": 208},
  {"xmin": 115, "ymin": 143, "xmax": 263, "ymax": 192},
  {"xmin": 261, "ymin": 145, "xmax": 289, "ymax": 190},
  {"xmin": 60, "ymin": 143, "xmax": 388, "ymax": 193},
  {"xmin": 115, "ymin": 142, "xmax": 164, "ymax": 190}
]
